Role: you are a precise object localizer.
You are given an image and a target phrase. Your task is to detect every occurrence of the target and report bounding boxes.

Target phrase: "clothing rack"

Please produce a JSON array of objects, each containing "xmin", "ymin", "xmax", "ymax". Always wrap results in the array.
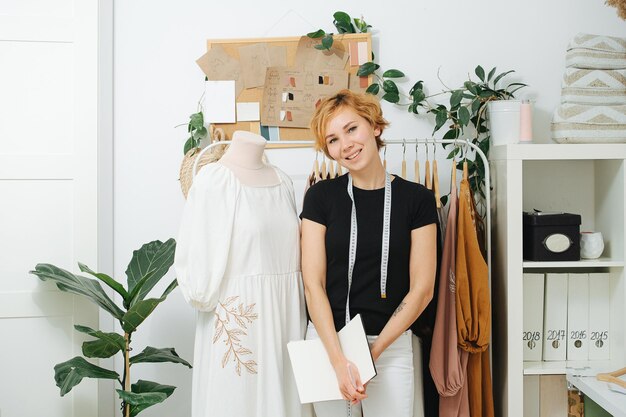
[{"xmin": 193, "ymin": 138, "xmax": 492, "ymax": 286}]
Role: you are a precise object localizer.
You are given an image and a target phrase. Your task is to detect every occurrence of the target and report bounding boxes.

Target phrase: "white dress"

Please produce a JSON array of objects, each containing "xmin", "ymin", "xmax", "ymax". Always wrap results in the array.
[{"xmin": 175, "ymin": 163, "xmax": 311, "ymax": 417}]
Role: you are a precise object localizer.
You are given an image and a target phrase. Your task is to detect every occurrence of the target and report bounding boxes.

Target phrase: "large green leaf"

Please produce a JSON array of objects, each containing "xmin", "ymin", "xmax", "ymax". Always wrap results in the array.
[
  {"xmin": 130, "ymin": 347, "xmax": 192, "ymax": 368},
  {"xmin": 356, "ymin": 62, "xmax": 379, "ymax": 77},
  {"xmin": 31, "ymin": 264, "xmax": 125, "ymax": 320},
  {"xmin": 117, "ymin": 390, "xmax": 168, "ymax": 417},
  {"xmin": 127, "ymin": 380, "xmax": 176, "ymax": 417},
  {"xmin": 122, "ymin": 297, "xmax": 163, "ymax": 333},
  {"xmin": 306, "ymin": 29, "xmax": 325, "ymax": 38},
  {"xmin": 78, "ymin": 262, "xmax": 128, "ymax": 299},
  {"xmin": 54, "ymin": 356, "xmax": 119, "ymax": 396},
  {"xmin": 365, "ymin": 83, "xmax": 380, "ymax": 95},
  {"xmin": 125, "ymin": 239, "xmax": 176, "ymax": 307},
  {"xmin": 382, "ymin": 80, "xmax": 398, "ymax": 94},
  {"xmin": 74, "ymin": 325, "xmax": 125, "ymax": 359},
  {"xmin": 122, "ymin": 280, "xmax": 177, "ymax": 333},
  {"xmin": 382, "ymin": 69, "xmax": 405, "ymax": 78}
]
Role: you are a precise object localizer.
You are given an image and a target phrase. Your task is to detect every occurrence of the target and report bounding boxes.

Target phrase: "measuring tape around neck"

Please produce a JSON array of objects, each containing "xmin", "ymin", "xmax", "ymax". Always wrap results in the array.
[{"xmin": 345, "ymin": 172, "xmax": 392, "ymax": 325}]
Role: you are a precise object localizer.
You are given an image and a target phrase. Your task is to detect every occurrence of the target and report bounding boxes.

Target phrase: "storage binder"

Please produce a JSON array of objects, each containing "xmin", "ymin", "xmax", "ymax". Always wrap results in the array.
[
  {"xmin": 543, "ymin": 273, "xmax": 568, "ymax": 361},
  {"xmin": 523, "ymin": 273, "xmax": 545, "ymax": 361},
  {"xmin": 567, "ymin": 273, "xmax": 589, "ymax": 360},
  {"xmin": 588, "ymin": 273, "xmax": 610, "ymax": 360}
]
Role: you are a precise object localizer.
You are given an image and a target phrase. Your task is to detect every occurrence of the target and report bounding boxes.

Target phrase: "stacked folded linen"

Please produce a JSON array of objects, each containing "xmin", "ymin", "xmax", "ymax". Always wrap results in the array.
[
  {"xmin": 551, "ymin": 103, "xmax": 626, "ymax": 143},
  {"xmin": 552, "ymin": 33, "xmax": 626, "ymax": 143},
  {"xmin": 565, "ymin": 33, "xmax": 626, "ymax": 69},
  {"xmin": 561, "ymin": 68, "xmax": 626, "ymax": 105}
]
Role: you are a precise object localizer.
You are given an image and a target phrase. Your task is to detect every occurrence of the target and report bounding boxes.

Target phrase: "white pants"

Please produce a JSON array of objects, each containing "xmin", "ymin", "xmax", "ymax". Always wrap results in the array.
[{"xmin": 305, "ymin": 322, "xmax": 424, "ymax": 417}]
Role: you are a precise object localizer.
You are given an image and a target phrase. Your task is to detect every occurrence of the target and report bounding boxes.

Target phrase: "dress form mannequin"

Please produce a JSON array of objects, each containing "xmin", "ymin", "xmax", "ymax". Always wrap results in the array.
[{"xmin": 218, "ymin": 130, "xmax": 280, "ymax": 186}]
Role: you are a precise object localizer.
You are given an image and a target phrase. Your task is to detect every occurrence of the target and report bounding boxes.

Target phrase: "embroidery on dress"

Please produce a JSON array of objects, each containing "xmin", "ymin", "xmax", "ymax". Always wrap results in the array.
[{"xmin": 213, "ymin": 295, "xmax": 258, "ymax": 375}]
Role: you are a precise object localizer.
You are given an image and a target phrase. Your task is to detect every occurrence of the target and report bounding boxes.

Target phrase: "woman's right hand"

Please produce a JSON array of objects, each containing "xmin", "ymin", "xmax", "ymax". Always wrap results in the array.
[{"xmin": 333, "ymin": 359, "xmax": 367, "ymax": 404}]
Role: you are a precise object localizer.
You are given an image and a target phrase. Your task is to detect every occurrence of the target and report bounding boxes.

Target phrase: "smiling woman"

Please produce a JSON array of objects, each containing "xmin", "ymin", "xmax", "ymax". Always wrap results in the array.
[{"xmin": 300, "ymin": 90, "xmax": 438, "ymax": 417}]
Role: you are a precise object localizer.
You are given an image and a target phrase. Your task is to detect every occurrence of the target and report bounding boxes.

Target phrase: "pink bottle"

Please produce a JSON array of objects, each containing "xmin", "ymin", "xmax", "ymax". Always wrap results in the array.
[{"xmin": 519, "ymin": 99, "xmax": 533, "ymax": 143}]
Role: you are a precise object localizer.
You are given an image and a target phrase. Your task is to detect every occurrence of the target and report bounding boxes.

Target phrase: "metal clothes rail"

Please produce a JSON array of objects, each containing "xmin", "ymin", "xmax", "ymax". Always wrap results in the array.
[{"xmin": 192, "ymin": 138, "xmax": 492, "ymax": 285}]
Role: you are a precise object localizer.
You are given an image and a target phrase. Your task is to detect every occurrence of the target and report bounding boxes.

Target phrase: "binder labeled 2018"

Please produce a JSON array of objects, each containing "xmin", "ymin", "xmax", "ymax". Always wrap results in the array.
[
  {"xmin": 523, "ymin": 273, "xmax": 544, "ymax": 361},
  {"xmin": 567, "ymin": 273, "xmax": 589, "ymax": 360},
  {"xmin": 543, "ymin": 273, "xmax": 568, "ymax": 361},
  {"xmin": 287, "ymin": 314, "xmax": 376, "ymax": 404},
  {"xmin": 588, "ymin": 273, "xmax": 610, "ymax": 360}
]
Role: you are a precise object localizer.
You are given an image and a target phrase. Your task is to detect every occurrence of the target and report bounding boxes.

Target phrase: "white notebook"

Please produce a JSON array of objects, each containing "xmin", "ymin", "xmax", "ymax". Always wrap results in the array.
[{"xmin": 287, "ymin": 314, "xmax": 377, "ymax": 404}]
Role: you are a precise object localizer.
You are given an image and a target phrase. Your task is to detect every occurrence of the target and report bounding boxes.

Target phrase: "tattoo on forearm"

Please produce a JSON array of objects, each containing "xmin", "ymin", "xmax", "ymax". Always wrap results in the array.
[{"xmin": 393, "ymin": 302, "xmax": 406, "ymax": 317}]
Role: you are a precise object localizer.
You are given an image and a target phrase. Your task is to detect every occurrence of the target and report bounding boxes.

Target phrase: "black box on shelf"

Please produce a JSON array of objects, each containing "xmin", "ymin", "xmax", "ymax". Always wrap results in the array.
[{"xmin": 523, "ymin": 212, "xmax": 582, "ymax": 261}]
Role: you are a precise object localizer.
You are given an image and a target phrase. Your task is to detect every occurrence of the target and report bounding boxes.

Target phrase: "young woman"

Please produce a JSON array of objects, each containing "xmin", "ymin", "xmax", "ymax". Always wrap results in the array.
[{"xmin": 300, "ymin": 89, "xmax": 438, "ymax": 417}]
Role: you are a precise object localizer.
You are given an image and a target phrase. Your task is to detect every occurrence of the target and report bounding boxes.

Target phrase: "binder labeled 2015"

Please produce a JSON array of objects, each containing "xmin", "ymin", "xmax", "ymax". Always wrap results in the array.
[
  {"xmin": 567, "ymin": 273, "xmax": 589, "ymax": 360},
  {"xmin": 588, "ymin": 273, "xmax": 610, "ymax": 360},
  {"xmin": 523, "ymin": 273, "xmax": 544, "ymax": 361},
  {"xmin": 543, "ymin": 273, "xmax": 568, "ymax": 361}
]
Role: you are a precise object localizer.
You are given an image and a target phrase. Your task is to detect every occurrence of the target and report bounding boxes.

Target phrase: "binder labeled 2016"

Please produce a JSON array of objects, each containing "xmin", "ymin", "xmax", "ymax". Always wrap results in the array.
[
  {"xmin": 543, "ymin": 273, "xmax": 568, "ymax": 361},
  {"xmin": 588, "ymin": 273, "xmax": 610, "ymax": 360},
  {"xmin": 567, "ymin": 273, "xmax": 589, "ymax": 360},
  {"xmin": 523, "ymin": 273, "xmax": 544, "ymax": 361}
]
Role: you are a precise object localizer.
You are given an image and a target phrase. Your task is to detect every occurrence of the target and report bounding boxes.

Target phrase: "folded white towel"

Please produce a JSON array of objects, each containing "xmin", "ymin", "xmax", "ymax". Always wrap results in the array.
[{"xmin": 551, "ymin": 104, "xmax": 626, "ymax": 143}]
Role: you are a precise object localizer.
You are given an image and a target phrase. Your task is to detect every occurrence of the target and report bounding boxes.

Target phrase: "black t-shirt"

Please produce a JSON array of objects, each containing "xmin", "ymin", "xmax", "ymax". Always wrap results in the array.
[{"xmin": 300, "ymin": 173, "xmax": 438, "ymax": 335}]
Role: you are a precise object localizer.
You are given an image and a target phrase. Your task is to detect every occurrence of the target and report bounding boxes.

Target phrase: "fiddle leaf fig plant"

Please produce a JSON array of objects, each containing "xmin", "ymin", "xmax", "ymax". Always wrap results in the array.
[
  {"xmin": 29, "ymin": 238, "xmax": 191, "ymax": 417},
  {"xmin": 307, "ymin": 11, "xmax": 527, "ymax": 215}
]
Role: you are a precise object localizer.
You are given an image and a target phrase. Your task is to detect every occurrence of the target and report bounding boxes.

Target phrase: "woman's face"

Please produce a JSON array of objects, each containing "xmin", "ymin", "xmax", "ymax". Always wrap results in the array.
[{"xmin": 324, "ymin": 107, "xmax": 381, "ymax": 171}]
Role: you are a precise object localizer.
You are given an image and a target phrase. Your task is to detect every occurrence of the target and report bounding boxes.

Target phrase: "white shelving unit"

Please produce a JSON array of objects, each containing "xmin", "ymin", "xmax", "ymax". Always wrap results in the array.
[{"xmin": 491, "ymin": 143, "xmax": 626, "ymax": 417}]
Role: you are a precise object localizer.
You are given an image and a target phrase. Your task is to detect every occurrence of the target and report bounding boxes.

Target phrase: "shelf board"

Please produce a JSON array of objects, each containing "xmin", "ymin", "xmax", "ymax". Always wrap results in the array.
[
  {"xmin": 523, "ymin": 257, "xmax": 624, "ymax": 268},
  {"xmin": 567, "ymin": 374, "xmax": 626, "ymax": 417},
  {"xmin": 524, "ymin": 360, "xmax": 617, "ymax": 376},
  {"xmin": 490, "ymin": 143, "xmax": 626, "ymax": 161}
]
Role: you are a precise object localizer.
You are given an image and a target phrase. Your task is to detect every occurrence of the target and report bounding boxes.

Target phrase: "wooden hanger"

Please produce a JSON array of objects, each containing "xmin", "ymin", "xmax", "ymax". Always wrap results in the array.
[
  {"xmin": 313, "ymin": 152, "xmax": 320, "ymax": 183},
  {"xmin": 336, "ymin": 162, "xmax": 343, "ymax": 177},
  {"xmin": 320, "ymin": 155, "xmax": 327, "ymax": 181},
  {"xmin": 432, "ymin": 141, "xmax": 441, "ymax": 208},
  {"xmin": 597, "ymin": 367, "xmax": 626, "ymax": 389},
  {"xmin": 382, "ymin": 146, "xmax": 387, "ymax": 170},
  {"xmin": 425, "ymin": 140, "xmax": 432, "ymax": 190},
  {"xmin": 462, "ymin": 140, "xmax": 469, "ymax": 181},
  {"xmin": 414, "ymin": 142, "xmax": 421, "ymax": 184},
  {"xmin": 329, "ymin": 160, "xmax": 335, "ymax": 179},
  {"xmin": 451, "ymin": 153, "xmax": 457, "ymax": 187},
  {"xmin": 401, "ymin": 140, "xmax": 407, "ymax": 179}
]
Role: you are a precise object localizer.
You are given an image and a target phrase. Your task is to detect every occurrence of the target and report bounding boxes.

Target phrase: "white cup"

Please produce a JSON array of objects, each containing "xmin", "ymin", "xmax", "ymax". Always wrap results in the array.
[{"xmin": 580, "ymin": 232, "xmax": 604, "ymax": 259}]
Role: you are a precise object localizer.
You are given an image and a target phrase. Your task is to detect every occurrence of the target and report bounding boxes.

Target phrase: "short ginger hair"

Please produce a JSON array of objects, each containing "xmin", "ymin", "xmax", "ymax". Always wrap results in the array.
[{"xmin": 309, "ymin": 89, "xmax": 389, "ymax": 158}]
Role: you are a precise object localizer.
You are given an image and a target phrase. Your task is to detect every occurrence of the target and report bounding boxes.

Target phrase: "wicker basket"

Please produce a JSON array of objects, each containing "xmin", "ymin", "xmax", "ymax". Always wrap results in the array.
[{"xmin": 179, "ymin": 141, "xmax": 229, "ymax": 199}]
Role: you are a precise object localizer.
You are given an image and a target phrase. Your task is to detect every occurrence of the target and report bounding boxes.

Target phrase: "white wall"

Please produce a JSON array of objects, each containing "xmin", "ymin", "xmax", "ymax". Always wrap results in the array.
[{"xmin": 113, "ymin": 1, "xmax": 624, "ymax": 415}]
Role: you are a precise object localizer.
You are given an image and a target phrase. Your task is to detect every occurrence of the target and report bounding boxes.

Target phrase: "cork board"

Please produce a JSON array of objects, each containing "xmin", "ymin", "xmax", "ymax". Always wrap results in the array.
[{"xmin": 198, "ymin": 33, "xmax": 373, "ymax": 141}]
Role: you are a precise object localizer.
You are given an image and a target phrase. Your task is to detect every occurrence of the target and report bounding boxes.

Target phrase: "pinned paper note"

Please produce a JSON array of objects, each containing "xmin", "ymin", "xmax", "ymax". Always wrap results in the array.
[
  {"xmin": 236, "ymin": 102, "xmax": 260, "ymax": 122},
  {"xmin": 204, "ymin": 80, "xmax": 236, "ymax": 123},
  {"xmin": 261, "ymin": 66, "xmax": 349, "ymax": 128},
  {"xmin": 294, "ymin": 36, "xmax": 349, "ymax": 70},
  {"xmin": 238, "ymin": 43, "xmax": 271, "ymax": 89},
  {"xmin": 196, "ymin": 45, "xmax": 244, "ymax": 98}
]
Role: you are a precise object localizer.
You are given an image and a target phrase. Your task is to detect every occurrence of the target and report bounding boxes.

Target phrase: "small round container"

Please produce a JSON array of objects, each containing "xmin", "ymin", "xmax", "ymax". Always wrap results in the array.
[
  {"xmin": 580, "ymin": 231, "xmax": 604, "ymax": 259},
  {"xmin": 487, "ymin": 100, "xmax": 521, "ymax": 146}
]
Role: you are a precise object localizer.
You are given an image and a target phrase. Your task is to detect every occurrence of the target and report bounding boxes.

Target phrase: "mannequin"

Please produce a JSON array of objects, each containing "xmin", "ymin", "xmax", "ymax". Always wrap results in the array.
[{"xmin": 218, "ymin": 130, "xmax": 280, "ymax": 187}]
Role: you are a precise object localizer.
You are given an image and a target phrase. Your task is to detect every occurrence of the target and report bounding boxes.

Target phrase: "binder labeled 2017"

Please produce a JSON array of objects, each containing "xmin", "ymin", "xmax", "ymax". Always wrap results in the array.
[
  {"xmin": 287, "ymin": 314, "xmax": 376, "ymax": 404},
  {"xmin": 523, "ymin": 273, "xmax": 544, "ymax": 361},
  {"xmin": 543, "ymin": 273, "xmax": 568, "ymax": 361},
  {"xmin": 567, "ymin": 273, "xmax": 589, "ymax": 360},
  {"xmin": 588, "ymin": 273, "xmax": 610, "ymax": 360}
]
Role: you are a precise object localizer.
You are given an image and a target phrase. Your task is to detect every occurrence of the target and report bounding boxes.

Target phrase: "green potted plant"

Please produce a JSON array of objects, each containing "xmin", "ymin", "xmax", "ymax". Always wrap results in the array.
[{"xmin": 29, "ymin": 238, "xmax": 191, "ymax": 417}]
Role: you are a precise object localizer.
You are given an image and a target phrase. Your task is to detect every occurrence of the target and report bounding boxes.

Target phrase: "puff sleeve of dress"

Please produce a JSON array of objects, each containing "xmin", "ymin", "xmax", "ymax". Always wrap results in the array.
[{"xmin": 174, "ymin": 163, "xmax": 240, "ymax": 312}]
